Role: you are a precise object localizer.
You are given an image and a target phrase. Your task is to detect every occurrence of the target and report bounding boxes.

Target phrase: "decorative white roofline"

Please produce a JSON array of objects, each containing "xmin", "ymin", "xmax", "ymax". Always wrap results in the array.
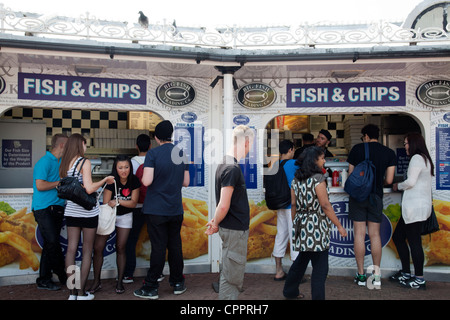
[{"xmin": 0, "ymin": 3, "xmax": 449, "ymax": 50}]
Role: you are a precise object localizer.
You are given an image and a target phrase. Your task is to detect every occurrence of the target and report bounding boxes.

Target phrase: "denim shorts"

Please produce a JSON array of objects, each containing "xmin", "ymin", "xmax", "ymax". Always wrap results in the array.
[{"xmin": 348, "ymin": 194, "xmax": 383, "ymax": 223}]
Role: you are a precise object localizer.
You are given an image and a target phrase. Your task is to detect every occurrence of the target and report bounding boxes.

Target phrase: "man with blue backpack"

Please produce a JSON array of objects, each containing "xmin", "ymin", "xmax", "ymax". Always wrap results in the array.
[{"xmin": 346, "ymin": 124, "xmax": 396, "ymax": 289}]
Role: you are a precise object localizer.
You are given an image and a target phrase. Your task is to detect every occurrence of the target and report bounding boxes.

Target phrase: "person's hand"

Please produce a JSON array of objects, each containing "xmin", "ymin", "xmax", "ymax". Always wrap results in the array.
[
  {"xmin": 108, "ymin": 199, "xmax": 118, "ymax": 208},
  {"xmin": 338, "ymin": 225, "xmax": 347, "ymax": 238},
  {"xmin": 205, "ymin": 219, "xmax": 219, "ymax": 235},
  {"xmin": 105, "ymin": 176, "xmax": 115, "ymax": 185},
  {"xmin": 392, "ymin": 183, "xmax": 398, "ymax": 191}
]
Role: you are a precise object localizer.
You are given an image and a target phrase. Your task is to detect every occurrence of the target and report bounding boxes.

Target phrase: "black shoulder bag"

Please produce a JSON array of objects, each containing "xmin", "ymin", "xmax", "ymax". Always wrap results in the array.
[{"xmin": 57, "ymin": 158, "xmax": 97, "ymax": 210}]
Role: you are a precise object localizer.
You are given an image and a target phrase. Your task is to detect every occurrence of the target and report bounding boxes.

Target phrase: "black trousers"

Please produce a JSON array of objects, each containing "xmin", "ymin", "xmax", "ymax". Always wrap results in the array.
[
  {"xmin": 392, "ymin": 216, "xmax": 424, "ymax": 276},
  {"xmin": 124, "ymin": 208, "xmax": 146, "ymax": 278},
  {"xmin": 33, "ymin": 205, "xmax": 66, "ymax": 284},
  {"xmin": 283, "ymin": 250, "xmax": 329, "ymax": 300},
  {"xmin": 144, "ymin": 214, "xmax": 184, "ymax": 289}
]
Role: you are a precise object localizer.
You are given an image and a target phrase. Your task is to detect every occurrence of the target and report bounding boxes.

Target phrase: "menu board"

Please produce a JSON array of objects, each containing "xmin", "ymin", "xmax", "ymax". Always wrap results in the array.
[
  {"xmin": 173, "ymin": 124, "xmax": 205, "ymax": 187},
  {"xmin": 436, "ymin": 127, "xmax": 450, "ymax": 190}
]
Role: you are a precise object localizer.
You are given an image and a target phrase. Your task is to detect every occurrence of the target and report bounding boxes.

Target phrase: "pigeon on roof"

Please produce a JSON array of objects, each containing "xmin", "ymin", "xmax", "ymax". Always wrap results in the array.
[{"xmin": 138, "ymin": 11, "xmax": 148, "ymax": 28}]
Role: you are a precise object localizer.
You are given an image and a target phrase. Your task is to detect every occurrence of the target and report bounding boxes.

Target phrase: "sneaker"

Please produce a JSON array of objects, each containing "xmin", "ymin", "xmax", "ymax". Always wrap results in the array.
[
  {"xmin": 173, "ymin": 282, "xmax": 187, "ymax": 295},
  {"xmin": 371, "ymin": 274, "xmax": 381, "ymax": 290},
  {"xmin": 134, "ymin": 286, "xmax": 159, "ymax": 300},
  {"xmin": 123, "ymin": 276, "xmax": 134, "ymax": 284},
  {"xmin": 68, "ymin": 295, "xmax": 77, "ymax": 300},
  {"xmin": 37, "ymin": 280, "xmax": 61, "ymax": 291},
  {"xmin": 389, "ymin": 270, "xmax": 411, "ymax": 282},
  {"xmin": 77, "ymin": 292, "xmax": 95, "ymax": 300},
  {"xmin": 354, "ymin": 273, "xmax": 367, "ymax": 286},
  {"xmin": 400, "ymin": 277, "xmax": 426, "ymax": 290}
]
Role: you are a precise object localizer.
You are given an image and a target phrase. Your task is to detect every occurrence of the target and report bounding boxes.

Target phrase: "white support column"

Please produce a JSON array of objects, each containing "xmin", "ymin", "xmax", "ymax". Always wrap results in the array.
[{"xmin": 223, "ymin": 72, "xmax": 234, "ymax": 153}]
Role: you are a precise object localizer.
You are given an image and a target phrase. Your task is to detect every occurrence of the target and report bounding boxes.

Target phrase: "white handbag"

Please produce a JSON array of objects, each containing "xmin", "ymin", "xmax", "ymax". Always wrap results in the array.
[{"xmin": 97, "ymin": 180, "xmax": 118, "ymax": 235}]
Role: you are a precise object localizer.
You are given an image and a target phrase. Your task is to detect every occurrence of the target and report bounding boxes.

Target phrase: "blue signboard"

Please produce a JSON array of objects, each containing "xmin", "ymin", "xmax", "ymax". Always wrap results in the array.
[
  {"xmin": 2, "ymin": 139, "xmax": 32, "ymax": 168},
  {"xmin": 18, "ymin": 72, "xmax": 146, "ymax": 105},
  {"xmin": 436, "ymin": 127, "xmax": 450, "ymax": 190},
  {"xmin": 287, "ymin": 82, "xmax": 405, "ymax": 108},
  {"xmin": 174, "ymin": 124, "xmax": 204, "ymax": 187}
]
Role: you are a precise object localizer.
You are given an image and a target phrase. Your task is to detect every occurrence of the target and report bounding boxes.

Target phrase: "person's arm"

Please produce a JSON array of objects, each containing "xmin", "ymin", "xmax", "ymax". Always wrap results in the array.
[
  {"xmin": 384, "ymin": 166, "xmax": 395, "ymax": 186},
  {"xmin": 103, "ymin": 188, "xmax": 114, "ymax": 207},
  {"xmin": 290, "ymin": 188, "xmax": 296, "ymax": 220},
  {"xmin": 205, "ymin": 186, "xmax": 234, "ymax": 235},
  {"xmin": 117, "ymin": 188, "xmax": 139, "ymax": 209},
  {"xmin": 397, "ymin": 156, "xmax": 422, "ymax": 191},
  {"xmin": 81, "ymin": 158, "xmax": 114, "ymax": 194},
  {"xmin": 141, "ymin": 167, "xmax": 154, "ymax": 187},
  {"xmin": 315, "ymin": 181, "xmax": 347, "ymax": 237},
  {"xmin": 35, "ymin": 179, "xmax": 59, "ymax": 191},
  {"xmin": 182, "ymin": 170, "xmax": 190, "ymax": 187},
  {"xmin": 348, "ymin": 164, "xmax": 354, "ymax": 175}
]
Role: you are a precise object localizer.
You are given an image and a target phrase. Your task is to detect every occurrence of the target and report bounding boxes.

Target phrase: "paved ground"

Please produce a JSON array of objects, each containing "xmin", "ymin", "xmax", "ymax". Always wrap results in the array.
[{"xmin": 1, "ymin": 272, "xmax": 449, "ymax": 301}]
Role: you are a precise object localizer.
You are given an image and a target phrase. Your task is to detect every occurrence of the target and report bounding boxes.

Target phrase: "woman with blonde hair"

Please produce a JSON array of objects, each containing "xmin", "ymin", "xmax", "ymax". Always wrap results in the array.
[{"xmin": 59, "ymin": 133, "xmax": 114, "ymax": 300}]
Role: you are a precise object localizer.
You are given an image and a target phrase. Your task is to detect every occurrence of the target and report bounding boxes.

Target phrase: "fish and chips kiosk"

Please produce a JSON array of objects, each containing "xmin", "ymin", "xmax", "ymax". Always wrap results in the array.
[{"xmin": 1, "ymin": 1, "xmax": 450, "ymax": 285}]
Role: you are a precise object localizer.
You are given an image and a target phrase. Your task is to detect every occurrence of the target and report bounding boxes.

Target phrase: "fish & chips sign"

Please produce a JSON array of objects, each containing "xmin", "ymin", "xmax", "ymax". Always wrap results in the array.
[{"xmin": 18, "ymin": 73, "xmax": 146, "ymax": 105}]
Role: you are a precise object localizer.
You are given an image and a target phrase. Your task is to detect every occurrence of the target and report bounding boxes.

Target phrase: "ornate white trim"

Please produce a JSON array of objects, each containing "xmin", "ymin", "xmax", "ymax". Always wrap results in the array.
[{"xmin": 0, "ymin": 4, "xmax": 449, "ymax": 49}]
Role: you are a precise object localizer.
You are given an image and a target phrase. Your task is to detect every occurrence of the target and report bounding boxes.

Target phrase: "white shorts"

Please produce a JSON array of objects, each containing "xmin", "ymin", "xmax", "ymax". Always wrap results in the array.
[{"xmin": 115, "ymin": 212, "xmax": 133, "ymax": 229}]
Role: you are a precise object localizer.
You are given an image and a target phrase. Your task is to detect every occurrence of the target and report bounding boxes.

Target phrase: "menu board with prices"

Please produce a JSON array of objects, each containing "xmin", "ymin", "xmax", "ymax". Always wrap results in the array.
[{"xmin": 436, "ymin": 127, "xmax": 450, "ymax": 190}]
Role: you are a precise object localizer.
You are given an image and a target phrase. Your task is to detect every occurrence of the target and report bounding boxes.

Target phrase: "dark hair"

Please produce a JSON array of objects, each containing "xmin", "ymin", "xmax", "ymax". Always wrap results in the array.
[
  {"xmin": 405, "ymin": 132, "xmax": 434, "ymax": 176},
  {"xmin": 361, "ymin": 124, "xmax": 379, "ymax": 140},
  {"xmin": 279, "ymin": 140, "xmax": 294, "ymax": 155},
  {"xmin": 111, "ymin": 155, "xmax": 134, "ymax": 183},
  {"xmin": 294, "ymin": 146, "xmax": 324, "ymax": 181},
  {"xmin": 136, "ymin": 134, "xmax": 151, "ymax": 152},
  {"xmin": 59, "ymin": 133, "xmax": 86, "ymax": 178},
  {"xmin": 302, "ymin": 133, "xmax": 314, "ymax": 142}
]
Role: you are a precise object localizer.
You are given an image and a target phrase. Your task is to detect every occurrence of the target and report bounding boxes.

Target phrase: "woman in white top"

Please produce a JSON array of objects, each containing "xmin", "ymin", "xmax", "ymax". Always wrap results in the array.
[
  {"xmin": 391, "ymin": 132, "xmax": 434, "ymax": 290},
  {"xmin": 59, "ymin": 133, "xmax": 114, "ymax": 300}
]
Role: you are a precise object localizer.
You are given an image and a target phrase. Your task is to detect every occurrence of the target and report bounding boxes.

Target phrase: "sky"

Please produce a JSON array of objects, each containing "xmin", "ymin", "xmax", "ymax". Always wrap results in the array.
[{"xmin": 1, "ymin": 0, "xmax": 423, "ymax": 27}]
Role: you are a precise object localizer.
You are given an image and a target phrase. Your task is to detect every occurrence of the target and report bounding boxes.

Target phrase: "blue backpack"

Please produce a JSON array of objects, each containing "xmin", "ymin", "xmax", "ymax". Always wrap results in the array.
[{"xmin": 344, "ymin": 143, "xmax": 376, "ymax": 202}]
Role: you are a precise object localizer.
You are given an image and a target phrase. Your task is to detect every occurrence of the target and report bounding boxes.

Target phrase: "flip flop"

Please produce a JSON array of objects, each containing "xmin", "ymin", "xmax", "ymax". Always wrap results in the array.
[
  {"xmin": 115, "ymin": 286, "xmax": 125, "ymax": 294},
  {"xmin": 274, "ymin": 274, "xmax": 287, "ymax": 281},
  {"xmin": 88, "ymin": 283, "xmax": 102, "ymax": 294}
]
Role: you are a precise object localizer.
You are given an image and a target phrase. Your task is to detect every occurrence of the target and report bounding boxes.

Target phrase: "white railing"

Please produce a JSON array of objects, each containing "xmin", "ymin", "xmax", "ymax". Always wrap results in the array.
[{"xmin": 0, "ymin": 3, "xmax": 449, "ymax": 49}]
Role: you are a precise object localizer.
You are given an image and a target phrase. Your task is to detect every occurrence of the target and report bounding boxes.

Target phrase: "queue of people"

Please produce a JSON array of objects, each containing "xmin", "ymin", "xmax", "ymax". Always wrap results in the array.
[{"xmin": 31, "ymin": 122, "xmax": 434, "ymax": 300}]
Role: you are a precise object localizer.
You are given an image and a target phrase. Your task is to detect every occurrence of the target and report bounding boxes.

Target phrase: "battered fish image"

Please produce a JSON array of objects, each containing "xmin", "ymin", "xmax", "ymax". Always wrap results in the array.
[
  {"xmin": 384, "ymin": 199, "xmax": 450, "ymax": 266},
  {"xmin": 247, "ymin": 200, "xmax": 277, "ymax": 260},
  {"xmin": 136, "ymin": 198, "xmax": 209, "ymax": 260},
  {"xmin": 136, "ymin": 198, "xmax": 279, "ymax": 261},
  {"xmin": 423, "ymin": 199, "xmax": 450, "ymax": 266},
  {"xmin": 0, "ymin": 206, "xmax": 40, "ymax": 271}
]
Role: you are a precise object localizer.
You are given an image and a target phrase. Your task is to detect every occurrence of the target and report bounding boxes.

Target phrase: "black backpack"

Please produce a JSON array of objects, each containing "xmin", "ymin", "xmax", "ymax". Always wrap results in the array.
[{"xmin": 264, "ymin": 160, "xmax": 291, "ymax": 210}]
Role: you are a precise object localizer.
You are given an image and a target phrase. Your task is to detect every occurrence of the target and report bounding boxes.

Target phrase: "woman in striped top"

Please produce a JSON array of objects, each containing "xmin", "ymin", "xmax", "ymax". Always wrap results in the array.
[{"xmin": 59, "ymin": 133, "xmax": 114, "ymax": 300}]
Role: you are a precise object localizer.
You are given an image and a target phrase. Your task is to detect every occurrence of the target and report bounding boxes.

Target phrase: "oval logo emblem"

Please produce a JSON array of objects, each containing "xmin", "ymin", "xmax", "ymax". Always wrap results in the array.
[
  {"xmin": 181, "ymin": 111, "xmax": 197, "ymax": 123},
  {"xmin": 237, "ymin": 82, "xmax": 276, "ymax": 109},
  {"xmin": 233, "ymin": 115, "xmax": 250, "ymax": 125},
  {"xmin": 416, "ymin": 79, "xmax": 450, "ymax": 107},
  {"xmin": 156, "ymin": 80, "xmax": 196, "ymax": 107},
  {"xmin": 329, "ymin": 201, "xmax": 392, "ymax": 258},
  {"xmin": 0, "ymin": 76, "xmax": 5, "ymax": 95},
  {"xmin": 443, "ymin": 112, "xmax": 450, "ymax": 123}
]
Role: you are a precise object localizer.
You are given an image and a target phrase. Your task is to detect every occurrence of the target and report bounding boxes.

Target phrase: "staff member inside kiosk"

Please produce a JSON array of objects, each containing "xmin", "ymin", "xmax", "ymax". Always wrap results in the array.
[{"xmin": 316, "ymin": 129, "xmax": 334, "ymax": 158}]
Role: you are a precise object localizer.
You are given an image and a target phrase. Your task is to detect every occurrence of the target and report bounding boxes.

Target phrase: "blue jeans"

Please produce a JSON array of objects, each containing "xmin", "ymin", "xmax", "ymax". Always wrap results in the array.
[
  {"xmin": 283, "ymin": 250, "xmax": 329, "ymax": 300},
  {"xmin": 33, "ymin": 205, "xmax": 66, "ymax": 284}
]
